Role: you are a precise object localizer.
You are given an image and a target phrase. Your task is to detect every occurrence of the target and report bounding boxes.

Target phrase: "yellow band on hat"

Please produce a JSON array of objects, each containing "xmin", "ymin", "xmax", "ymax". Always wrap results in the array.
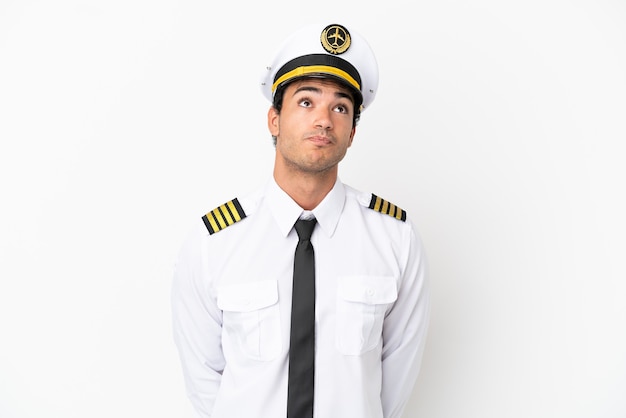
[{"xmin": 272, "ymin": 65, "xmax": 361, "ymax": 93}]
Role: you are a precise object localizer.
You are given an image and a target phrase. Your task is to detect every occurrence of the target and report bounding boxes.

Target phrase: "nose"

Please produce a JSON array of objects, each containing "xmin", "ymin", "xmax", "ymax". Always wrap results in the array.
[{"xmin": 313, "ymin": 106, "xmax": 333, "ymax": 130}]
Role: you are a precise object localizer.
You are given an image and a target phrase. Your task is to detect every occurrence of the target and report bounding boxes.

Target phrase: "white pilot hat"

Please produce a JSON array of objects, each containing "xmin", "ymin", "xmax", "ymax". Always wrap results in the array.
[{"xmin": 260, "ymin": 23, "xmax": 379, "ymax": 111}]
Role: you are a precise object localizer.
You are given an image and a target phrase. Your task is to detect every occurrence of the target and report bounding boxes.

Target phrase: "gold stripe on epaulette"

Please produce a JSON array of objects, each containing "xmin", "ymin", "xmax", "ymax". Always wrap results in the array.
[
  {"xmin": 202, "ymin": 198, "xmax": 247, "ymax": 235},
  {"xmin": 368, "ymin": 194, "xmax": 406, "ymax": 222}
]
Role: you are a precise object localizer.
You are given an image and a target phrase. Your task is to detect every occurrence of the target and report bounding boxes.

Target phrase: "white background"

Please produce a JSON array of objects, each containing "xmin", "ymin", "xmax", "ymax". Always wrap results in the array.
[{"xmin": 1, "ymin": 0, "xmax": 625, "ymax": 417}]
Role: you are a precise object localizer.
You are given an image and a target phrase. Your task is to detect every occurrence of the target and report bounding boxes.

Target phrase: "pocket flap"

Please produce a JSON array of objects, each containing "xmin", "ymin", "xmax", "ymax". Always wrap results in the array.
[
  {"xmin": 339, "ymin": 276, "xmax": 398, "ymax": 304},
  {"xmin": 217, "ymin": 280, "xmax": 279, "ymax": 312}
]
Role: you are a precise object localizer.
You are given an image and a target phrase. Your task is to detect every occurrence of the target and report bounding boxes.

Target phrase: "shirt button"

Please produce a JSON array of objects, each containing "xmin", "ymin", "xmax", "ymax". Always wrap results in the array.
[{"xmin": 366, "ymin": 288, "xmax": 375, "ymax": 297}]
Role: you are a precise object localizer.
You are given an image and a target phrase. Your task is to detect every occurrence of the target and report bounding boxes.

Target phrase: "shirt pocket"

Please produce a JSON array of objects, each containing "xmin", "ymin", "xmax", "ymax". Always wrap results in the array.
[
  {"xmin": 217, "ymin": 280, "xmax": 282, "ymax": 361},
  {"xmin": 336, "ymin": 275, "xmax": 398, "ymax": 356}
]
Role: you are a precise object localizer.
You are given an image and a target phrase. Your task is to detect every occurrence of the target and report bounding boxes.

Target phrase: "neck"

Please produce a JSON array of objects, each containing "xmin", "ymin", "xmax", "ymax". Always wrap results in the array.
[{"xmin": 273, "ymin": 166, "xmax": 337, "ymax": 210}]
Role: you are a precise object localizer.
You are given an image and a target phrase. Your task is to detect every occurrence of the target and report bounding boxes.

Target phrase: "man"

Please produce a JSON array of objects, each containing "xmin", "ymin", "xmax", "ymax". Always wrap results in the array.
[{"xmin": 171, "ymin": 23, "xmax": 430, "ymax": 418}]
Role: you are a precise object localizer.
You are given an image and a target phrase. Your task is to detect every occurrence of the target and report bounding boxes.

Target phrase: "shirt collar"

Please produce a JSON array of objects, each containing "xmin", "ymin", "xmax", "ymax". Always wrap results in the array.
[{"xmin": 266, "ymin": 177, "xmax": 346, "ymax": 238}]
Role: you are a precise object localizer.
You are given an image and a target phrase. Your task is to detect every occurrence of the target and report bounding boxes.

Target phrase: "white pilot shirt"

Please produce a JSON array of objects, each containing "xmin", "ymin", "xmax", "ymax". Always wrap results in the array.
[{"xmin": 171, "ymin": 177, "xmax": 430, "ymax": 418}]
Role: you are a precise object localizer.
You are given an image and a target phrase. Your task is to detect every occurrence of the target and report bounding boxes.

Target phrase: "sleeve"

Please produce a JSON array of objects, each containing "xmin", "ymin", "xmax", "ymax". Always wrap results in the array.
[
  {"xmin": 381, "ymin": 221, "xmax": 431, "ymax": 418},
  {"xmin": 171, "ymin": 221, "xmax": 225, "ymax": 417}
]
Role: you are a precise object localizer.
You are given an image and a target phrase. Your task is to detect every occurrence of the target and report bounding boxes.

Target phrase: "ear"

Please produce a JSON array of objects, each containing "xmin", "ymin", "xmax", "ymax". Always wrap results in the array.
[{"xmin": 267, "ymin": 107, "xmax": 280, "ymax": 137}]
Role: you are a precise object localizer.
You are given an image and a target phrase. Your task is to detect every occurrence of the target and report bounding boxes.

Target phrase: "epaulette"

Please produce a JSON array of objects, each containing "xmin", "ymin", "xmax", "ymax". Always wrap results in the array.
[
  {"xmin": 202, "ymin": 198, "xmax": 247, "ymax": 235},
  {"xmin": 368, "ymin": 194, "xmax": 406, "ymax": 222}
]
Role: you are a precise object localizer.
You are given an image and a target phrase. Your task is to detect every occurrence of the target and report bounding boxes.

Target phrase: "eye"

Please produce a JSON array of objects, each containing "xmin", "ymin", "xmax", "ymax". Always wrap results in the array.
[
  {"xmin": 333, "ymin": 103, "xmax": 349, "ymax": 114},
  {"xmin": 298, "ymin": 98, "xmax": 313, "ymax": 108}
]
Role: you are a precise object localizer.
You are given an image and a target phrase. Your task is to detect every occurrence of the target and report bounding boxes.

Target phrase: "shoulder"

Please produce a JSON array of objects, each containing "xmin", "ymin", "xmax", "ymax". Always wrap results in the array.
[
  {"xmin": 365, "ymin": 193, "xmax": 407, "ymax": 222},
  {"xmin": 201, "ymin": 198, "xmax": 248, "ymax": 235},
  {"xmin": 344, "ymin": 184, "xmax": 408, "ymax": 223},
  {"xmin": 200, "ymin": 186, "xmax": 263, "ymax": 235}
]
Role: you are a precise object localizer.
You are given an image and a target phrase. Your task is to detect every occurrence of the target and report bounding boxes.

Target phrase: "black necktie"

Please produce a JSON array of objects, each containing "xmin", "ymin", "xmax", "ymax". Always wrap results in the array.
[{"xmin": 287, "ymin": 218, "xmax": 317, "ymax": 418}]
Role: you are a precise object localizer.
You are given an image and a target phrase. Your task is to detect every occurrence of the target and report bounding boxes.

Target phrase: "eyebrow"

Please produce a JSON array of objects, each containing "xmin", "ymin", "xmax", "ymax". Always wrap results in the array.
[{"xmin": 292, "ymin": 85, "xmax": 352, "ymax": 101}]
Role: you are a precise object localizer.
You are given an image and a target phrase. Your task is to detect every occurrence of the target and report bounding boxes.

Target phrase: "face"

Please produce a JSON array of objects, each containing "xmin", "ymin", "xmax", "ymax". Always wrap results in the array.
[{"xmin": 268, "ymin": 78, "xmax": 357, "ymax": 177}]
